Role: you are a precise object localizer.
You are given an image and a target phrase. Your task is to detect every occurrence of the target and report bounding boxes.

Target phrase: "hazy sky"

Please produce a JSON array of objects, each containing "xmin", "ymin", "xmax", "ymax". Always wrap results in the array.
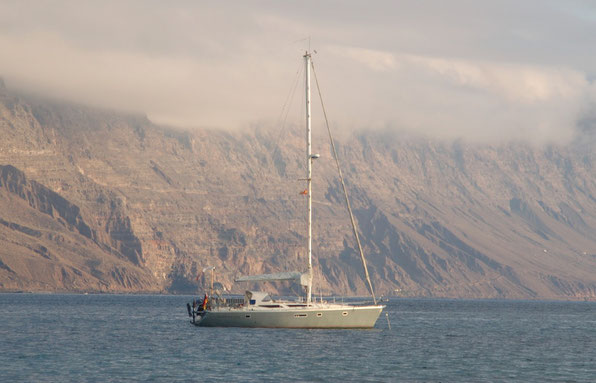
[{"xmin": 1, "ymin": 0, "xmax": 595, "ymax": 143}]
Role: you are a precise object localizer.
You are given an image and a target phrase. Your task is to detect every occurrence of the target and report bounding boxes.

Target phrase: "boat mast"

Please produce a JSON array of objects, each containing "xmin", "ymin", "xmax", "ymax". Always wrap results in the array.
[{"xmin": 305, "ymin": 51, "xmax": 313, "ymax": 305}]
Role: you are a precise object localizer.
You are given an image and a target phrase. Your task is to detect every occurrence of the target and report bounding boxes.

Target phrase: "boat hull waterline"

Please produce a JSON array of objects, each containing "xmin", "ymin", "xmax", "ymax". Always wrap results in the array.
[{"xmin": 195, "ymin": 304, "xmax": 385, "ymax": 328}]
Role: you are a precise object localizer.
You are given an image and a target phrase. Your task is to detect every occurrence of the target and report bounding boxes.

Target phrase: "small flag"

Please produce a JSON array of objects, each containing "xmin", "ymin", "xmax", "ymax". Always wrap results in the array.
[{"xmin": 300, "ymin": 189, "xmax": 308, "ymax": 195}]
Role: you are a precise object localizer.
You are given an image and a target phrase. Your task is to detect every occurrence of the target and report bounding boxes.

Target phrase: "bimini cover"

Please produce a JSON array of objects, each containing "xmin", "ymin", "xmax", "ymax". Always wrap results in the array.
[{"xmin": 235, "ymin": 271, "xmax": 310, "ymax": 287}]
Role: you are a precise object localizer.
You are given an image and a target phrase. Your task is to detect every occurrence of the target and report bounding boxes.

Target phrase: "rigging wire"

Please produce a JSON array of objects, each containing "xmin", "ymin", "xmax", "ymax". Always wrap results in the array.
[
  {"xmin": 268, "ymin": 60, "xmax": 306, "ymax": 243},
  {"xmin": 271, "ymin": 61, "xmax": 303, "ymax": 164},
  {"xmin": 310, "ymin": 58, "xmax": 378, "ymax": 305}
]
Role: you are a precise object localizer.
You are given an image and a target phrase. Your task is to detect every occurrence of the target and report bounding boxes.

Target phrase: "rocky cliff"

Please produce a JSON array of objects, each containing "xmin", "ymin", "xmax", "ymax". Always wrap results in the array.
[
  {"xmin": 1, "ymin": 87, "xmax": 595, "ymax": 299},
  {"xmin": 0, "ymin": 164, "xmax": 155, "ymax": 292}
]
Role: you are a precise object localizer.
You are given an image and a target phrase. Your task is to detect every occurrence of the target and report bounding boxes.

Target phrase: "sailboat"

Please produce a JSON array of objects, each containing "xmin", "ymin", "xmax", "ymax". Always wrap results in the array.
[{"xmin": 187, "ymin": 52, "xmax": 385, "ymax": 328}]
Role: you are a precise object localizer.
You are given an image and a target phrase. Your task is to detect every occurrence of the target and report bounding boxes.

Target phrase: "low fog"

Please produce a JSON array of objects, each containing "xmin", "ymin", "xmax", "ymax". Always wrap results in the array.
[{"xmin": 1, "ymin": 0, "xmax": 595, "ymax": 144}]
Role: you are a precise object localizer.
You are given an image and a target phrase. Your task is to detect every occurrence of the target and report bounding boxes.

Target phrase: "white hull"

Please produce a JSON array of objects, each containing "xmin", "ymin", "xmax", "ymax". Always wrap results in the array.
[{"xmin": 195, "ymin": 303, "xmax": 385, "ymax": 329}]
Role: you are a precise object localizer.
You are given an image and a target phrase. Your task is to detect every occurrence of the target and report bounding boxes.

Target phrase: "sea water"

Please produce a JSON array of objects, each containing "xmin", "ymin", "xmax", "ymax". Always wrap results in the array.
[{"xmin": 0, "ymin": 294, "xmax": 594, "ymax": 382}]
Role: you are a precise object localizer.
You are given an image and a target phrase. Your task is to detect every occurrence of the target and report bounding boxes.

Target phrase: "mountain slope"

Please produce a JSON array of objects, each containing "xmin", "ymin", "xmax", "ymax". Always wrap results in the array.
[
  {"xmin": 1, "ymin": 86, "xmax": 595, "ymax": 299},
  {"xmin": 0, "ymin": 165, "xmax": 156, "ymax": 292}
]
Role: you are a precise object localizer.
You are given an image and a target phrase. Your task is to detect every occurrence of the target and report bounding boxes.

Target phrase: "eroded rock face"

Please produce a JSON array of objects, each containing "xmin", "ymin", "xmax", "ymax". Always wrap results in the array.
[
  {"xmin": 0, "ymin": 88, "xmax": 595, "ymax": 299},
  {"xmin": 0, "ymin": 165, "xmax": 155, "ymax": 292},
  {"xmin": 1, "ymin": 165, "xmax": 93, "ymax": 239}
]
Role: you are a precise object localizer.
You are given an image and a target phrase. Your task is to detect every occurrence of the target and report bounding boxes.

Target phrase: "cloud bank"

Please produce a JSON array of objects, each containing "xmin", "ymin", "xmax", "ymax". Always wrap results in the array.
[{"xmin": 1, "ymin": 0, "xmax": 595, "ymax": 143}]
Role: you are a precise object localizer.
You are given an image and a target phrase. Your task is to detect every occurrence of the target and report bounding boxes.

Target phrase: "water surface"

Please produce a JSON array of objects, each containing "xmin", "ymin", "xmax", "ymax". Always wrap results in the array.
[{"xmin": 1, "ymin": 294, "xmax": 594, "ymax": 382}]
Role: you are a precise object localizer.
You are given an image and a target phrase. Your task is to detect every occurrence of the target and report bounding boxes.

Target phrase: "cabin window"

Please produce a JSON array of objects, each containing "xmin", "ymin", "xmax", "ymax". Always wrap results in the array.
[
  {"xmin": 294, "ymin": 313, "xmax": 308, "ymax": 318},
  {"xmin": 342, "ymin": 312, "xmax": 348, "ymax": 316},
  {"xmin": 245, "ymin": 315, "xmax": 251, "ymax": 318}
]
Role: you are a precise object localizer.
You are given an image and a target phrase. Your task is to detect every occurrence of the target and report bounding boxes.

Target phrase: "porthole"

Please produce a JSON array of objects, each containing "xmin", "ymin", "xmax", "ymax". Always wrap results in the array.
[
  {"xmin": 245, "ymin": 315, "xmax": 251, "ymax": 318},
  {"xmin": 317, "ymin": 313, "xmax": 322, "ymax": 317},
  {"xmin": 342, "ymin": 312, "xmax": 348, "ymax": 316}
]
